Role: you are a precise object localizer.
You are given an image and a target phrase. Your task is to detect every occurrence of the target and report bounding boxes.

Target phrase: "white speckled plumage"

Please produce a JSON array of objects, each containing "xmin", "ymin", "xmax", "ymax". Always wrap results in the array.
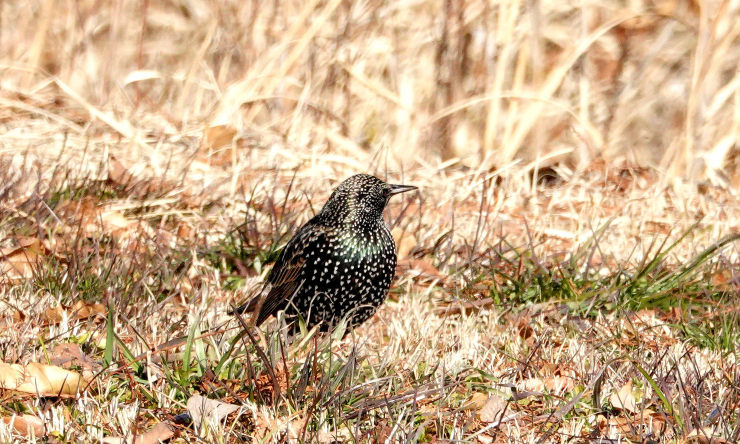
[{"xmin": 232, "ymin": 174, "xmax": 417, "ymax": 331}]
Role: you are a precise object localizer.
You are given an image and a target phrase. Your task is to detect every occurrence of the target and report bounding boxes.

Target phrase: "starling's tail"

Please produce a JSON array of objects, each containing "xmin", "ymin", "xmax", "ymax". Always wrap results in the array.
[{"xmin": 227, "ymin": 303, "xmax": 245, "ymax": 316}]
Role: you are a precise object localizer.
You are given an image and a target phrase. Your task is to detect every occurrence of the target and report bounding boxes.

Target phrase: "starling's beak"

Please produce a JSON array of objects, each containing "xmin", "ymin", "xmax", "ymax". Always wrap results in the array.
[{"xmin": 388, "ymin": 184, "xmax": 418, "ymax": 196}]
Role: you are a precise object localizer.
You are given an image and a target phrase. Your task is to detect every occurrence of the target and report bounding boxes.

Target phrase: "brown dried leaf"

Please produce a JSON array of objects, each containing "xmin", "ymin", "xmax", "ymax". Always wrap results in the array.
[
  {"xmin": 2, "ymin": 414, "xmax": 45, "ymax": 437},
  {"xmin": 397, "ymin": 258, "xmax": 446, "ymax": 291},
  {"xmin": 598, "ymin": 414, "xmax": 633, "ymax": 435},
  {"xmin": 55, "ymin": 197, "xmax": 142, "ymax": 240},
  {"xmin": 609, "ymin": 380, "xmax": 637, "ymax": 413},
  {"xmin": 12, "ymin": 310, "xmax": 25, "ymax": 323},
  {"xmin": 203, "ymin": 124, "xmax": 237, "ymax": 150},
  {"xmin": 107, "ymin": 155, "xmax": 135, "ymax": 188},
  {"xmin": 477, "ymin": 434, "xmax": 494, "ymax": 443},
  {"xmin": 0, "ymin": 237, "xmax": 43, "ymax": 280},
  {"xmin": 520, "ymin": 376, "xmax": 574, "ymax": 397},
  {"xmin": 42, "ymin": 306, "xmax": 65, "ymax": 324},
  {"xmin": 71, "ymin": 300, "xmax": 107, "ymax": 319},
  {"xmin": 317, "ymin": 426, "xmax": 352, "ymax": 443},
  {"xmin": 100, "ymin": 209, "xmax": 134, "ymax": 236},
  {"xmin": 479, "ymin": 394, "xmax": 507, "ymax": 423},
  {"xmin": 186, "ymin": 393, "xmax": 240, "ymax": 427},
  {"xmin": 176, "ymin": 223, "xmax": 193, "ymax": 239},
  {"xmin": 686, "ymin": 426, "xmax": 730, "ymax": 444},
  {"xmin": 641, "ymin": 409, "xmax": 666, "ymax": 436},
  {"xmin": 461, "ymin": 392, "xmax": 489, "ymax": 411},
  {"xmin": 408, "ymin": 259, "xmax": 444, "ymax": 279},
  {"xmin": 0, "ymin": 237, "xmax": 40, "ymax": 256},
  {"xmin": 252, "ymin": 412, "xmax": 306, "ymax": 442},
  {"xmin": 516, "ymin": 315, "xmax": 534, "ymax": 340},
  {"xmin": 40, "ymin": 301, "xmax": 106, "ymax": 325},
  {"xmin": 596, "ymin": 409, "xmax": 668, "ymax": 441},
  {"xmin": 0, "ymin": 362, "xmax": 86, "ymax": 396},
  {"xmin": 101, "ymin": 422, "xmax": 176, "ymax": 444}
]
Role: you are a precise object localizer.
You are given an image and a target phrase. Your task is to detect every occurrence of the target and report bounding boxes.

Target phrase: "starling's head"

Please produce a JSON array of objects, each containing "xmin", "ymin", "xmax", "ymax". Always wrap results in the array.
[{"xmin": 318, "ymin": 174, "xmax": 417, "ymax": 228}]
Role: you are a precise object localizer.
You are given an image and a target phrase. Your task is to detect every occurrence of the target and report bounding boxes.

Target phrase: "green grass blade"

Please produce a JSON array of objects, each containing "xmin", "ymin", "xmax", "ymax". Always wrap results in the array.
[
  {"xmin": 103, "ymin": 303, "xmax": 115, "ymax": 367},
  {"xmin": 182, "ymin": 310, "xmax": 203, "ymax": 378},
  {"xmin": 630, "ymin": 358, "xmax": 684, "ymax": 431}
]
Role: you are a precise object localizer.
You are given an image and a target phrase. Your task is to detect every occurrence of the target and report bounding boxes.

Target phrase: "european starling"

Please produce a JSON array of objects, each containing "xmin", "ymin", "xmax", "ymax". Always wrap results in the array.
[{"xmin": 232, "ymin": 174, "xmax": 417, "ymax": 331}]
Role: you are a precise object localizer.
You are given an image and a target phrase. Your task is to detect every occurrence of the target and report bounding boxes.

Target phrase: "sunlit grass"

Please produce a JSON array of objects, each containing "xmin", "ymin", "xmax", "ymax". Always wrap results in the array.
[{"xmin": 2, "ymin": 0, "xmax": 740, "ymax": 441}]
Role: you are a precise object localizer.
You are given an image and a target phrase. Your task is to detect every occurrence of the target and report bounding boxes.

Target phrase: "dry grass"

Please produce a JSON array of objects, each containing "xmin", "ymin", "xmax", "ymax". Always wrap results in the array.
[{"xmin": 1, "ymin": 0, "xmax": 739, "ymax": 442}]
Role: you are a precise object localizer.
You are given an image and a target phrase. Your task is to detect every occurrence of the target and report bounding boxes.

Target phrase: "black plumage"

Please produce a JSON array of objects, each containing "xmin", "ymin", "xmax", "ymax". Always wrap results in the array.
[{"xmin": 232, "ymin": 174, "xmax": 417, "ymax": 331}]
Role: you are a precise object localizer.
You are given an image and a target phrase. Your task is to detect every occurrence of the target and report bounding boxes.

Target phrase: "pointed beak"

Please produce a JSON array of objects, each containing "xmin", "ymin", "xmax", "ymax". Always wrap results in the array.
[{"xmin": 388, "ymin": 183, "xmax": 418, "ymax": 196}]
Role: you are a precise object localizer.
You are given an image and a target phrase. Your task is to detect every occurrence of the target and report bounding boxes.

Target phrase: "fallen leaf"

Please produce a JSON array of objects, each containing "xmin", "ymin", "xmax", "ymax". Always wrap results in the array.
[
  {"xmin": 71, "ymin": 300, "xmax": 107, "ymax": 319},
  {"xmin": 599, "ymin": 414, "xmax": 633, "ymax": 436},
  {"xmin": 0, "ymin": 237, "xmax": 43, "ymax": 280},
  {"xmin": 479, "ymin": 394, "xmax": 508, "ymax": 423},
  {"xmin": 176, "ymin": 223, "xmax": 193, "ymax": 239},
  {"xmin": 42, "ymin": 306, "xmax": 65, "ymax": 324},
  {"xmin": 610, "ymin": 380, "xmax": 637, "ymax": 413},
  {"xmin": 40, "ymin": 301, "xmax": 106, "ymax": 325},
  {"xmin": 187, "ymin": 393, "xmax": 240, "ymax": 428},
  {"xmin": 107, "ymin": 156, "xmax": 136, "ymax": 188},
  {"xmin": 286, "ymin": 415, "xmax": 308, "ymax": 441},
  {"xmin": 516, "ymin": 314, "xmax": 534, "ymax": 340},
  {"xmin": 520, "ymin": 376, "xmax": 573, "ymax": 397},
  {"xmin": 100, "ymin": 209, "xmax": 134, "ymax": 236},
  {"xmin": 202, "ymin": 124, "xmax": 237, "ymax": 150},
  {"xmin": 641, "ymin": 409, "xmax": 666, "ymax": 436},
  {"xmin": 12, "ymin": 310, "xmax": 25, "ymax": 323},
  {"xmin": 101, "ymin": 422, "xmax": 176, "ymax": 444},
  {"xmin": 0, "ymin": 362, "xmax": 86, "ymax": 396},
  {"xmin": 253, "ymin": 411, "xmax": 306, "ymax": 442},
  {"xmin": 137, "ymin": 423, "xmax": 176, "ymax": 444},
  {"xmin": 596, "ymin": 408, "xmax": 667, "ymax": 440},
  {"xmin": 477, "ymin": 434, "xmax": 494, "ymax": 443},
  {"xmin": 686, "ymin": 426, "xmax": 730, "ymax": 444},
  {"xmin": 0, "ymin": 237, "xmax": 39, "ymax": 256},
  {"xmin": 317, "ymin": 426, "xmax": 352, "ymax": 443},
  {"xmin": 2, "ymin": 414, "xmax": 45, "ymax": 437},
  {"xmin": 55, "ymin": 198, "xmax": 142, "ymax": 240},
  {"xmin": 461, "ymin": 392, "xmax": 489, "ymax": 411}
]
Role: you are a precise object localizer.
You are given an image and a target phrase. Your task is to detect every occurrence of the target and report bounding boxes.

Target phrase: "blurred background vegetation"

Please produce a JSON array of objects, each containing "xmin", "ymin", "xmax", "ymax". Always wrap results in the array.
[{"xmin": 3, "ymin": 0, "xmax": 739, "ymax": 184}]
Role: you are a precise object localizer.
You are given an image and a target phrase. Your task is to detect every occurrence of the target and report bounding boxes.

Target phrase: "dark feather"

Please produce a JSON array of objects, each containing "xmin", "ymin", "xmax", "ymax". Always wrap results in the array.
[
  {"xmin": 253, "ymin": 225, "xmax": 324, "ymax": 325},
  {"xmin": 230, "ymin": 174, "xmax": 416, "ymax": 330}
]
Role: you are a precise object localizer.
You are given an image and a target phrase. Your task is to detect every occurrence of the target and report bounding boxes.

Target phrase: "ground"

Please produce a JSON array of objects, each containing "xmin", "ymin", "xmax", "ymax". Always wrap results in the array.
[
  {"xmin": 1, "ymin": 139, "xmax": 737, "ymax": 442},
  {"xmin": 1, "ymin": 1, "xmax": 739, "ymax": 442}
]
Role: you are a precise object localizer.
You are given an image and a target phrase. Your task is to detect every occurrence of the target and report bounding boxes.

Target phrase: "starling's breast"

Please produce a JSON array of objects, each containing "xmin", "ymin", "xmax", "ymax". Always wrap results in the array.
[
  {"xmin": 333, "ymin": 224, "xmax": 395, "ymax": 290},
  {"xmin": 291, "ymin": 222, "xmax": 397, "ymax": 327}
]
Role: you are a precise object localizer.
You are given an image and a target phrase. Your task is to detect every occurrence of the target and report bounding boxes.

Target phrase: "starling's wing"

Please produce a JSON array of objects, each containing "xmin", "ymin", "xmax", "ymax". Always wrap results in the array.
[{"xmin": 251, "ymin": 225, "xmax": 323, "ymax": 326}]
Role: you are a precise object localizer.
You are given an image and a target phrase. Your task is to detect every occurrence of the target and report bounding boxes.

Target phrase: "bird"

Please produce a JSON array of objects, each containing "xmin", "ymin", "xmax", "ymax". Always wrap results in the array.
[{"xmin": 231, "ymin": 174, "xmax": 417, "ymax": 332}]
